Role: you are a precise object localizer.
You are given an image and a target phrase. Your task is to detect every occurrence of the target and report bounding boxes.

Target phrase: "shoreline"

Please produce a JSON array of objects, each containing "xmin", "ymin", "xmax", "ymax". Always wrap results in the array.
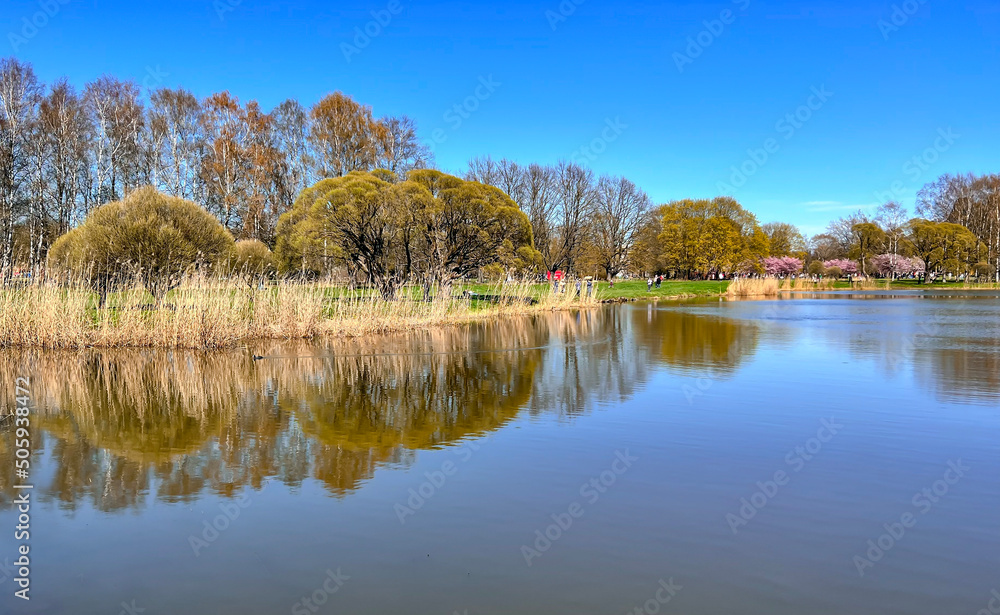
[{"xmin": 3, "ymin": 278, "xmax": 997, "ymax": 351}]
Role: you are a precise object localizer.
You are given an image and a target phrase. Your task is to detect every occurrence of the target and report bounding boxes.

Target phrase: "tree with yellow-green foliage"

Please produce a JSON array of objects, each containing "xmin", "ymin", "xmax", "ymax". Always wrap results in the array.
[
  {"xmin": 762, "ymin": 222, "xmax": 806, "ymax": 257},
  {"xmin": 408, "ymin": 169, "xmax": 538, "ymax": 285},
  {"xmin": 47, "ymin": 186, "xmax": 235, "ymax": 301},
  {"xmin": 643, "ymin": 197, "xmax": 768, "ymax": 279},
  {"xmin": 274, "ymin": 171, "xmax": 422, "ymax": 298},
  {"xmin": 848, "ymin": 222, "xmax": 887, "ymax": 276},
  {"xmin": 908, "ymin": 219, "xmax": 985, "ymax": 282},
  {"xmin": 275, "ymin": 170, "xmax": 539, "ymax": 298}
]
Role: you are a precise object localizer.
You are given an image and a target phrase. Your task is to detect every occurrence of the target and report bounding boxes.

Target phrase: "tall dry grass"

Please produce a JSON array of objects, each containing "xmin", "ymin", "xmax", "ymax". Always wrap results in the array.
[
  {"xmin": 850, "ymin": 277, "xmax": 886, "ymax": 290},
  {"xmin": 961, "ymin": 281, "xmax": 1000, "ymax": 289},
  {"xmin": 726, "ymin": 278, "xmax": 781, "ymax": 298},
  {"xmin": 778, "ymin": 278, "xmax": 838, "ymax": 291},
  {"xmin": 0, "ymin": 276, "xmax": 597, "ymax": 350}
]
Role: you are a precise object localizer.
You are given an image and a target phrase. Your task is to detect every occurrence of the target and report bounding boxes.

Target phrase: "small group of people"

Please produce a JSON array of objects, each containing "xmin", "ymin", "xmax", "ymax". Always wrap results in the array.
[
  {"xmin": 646, "ymin": 275, "xmax": 663, "ymax": 291},
  {"xmin": 552, "ymin": 276, "xmax": 596, "ymax": 298}
]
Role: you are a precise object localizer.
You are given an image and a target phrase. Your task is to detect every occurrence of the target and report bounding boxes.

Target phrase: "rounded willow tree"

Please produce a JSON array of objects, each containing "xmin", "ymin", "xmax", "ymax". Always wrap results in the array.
[
  {"xmin": 48, "ymin": 187, "xmax": 235, "ymax": 301},
  {"xmin": 275, "ymin": 170, "xmax": 540, "ymax": 299}
]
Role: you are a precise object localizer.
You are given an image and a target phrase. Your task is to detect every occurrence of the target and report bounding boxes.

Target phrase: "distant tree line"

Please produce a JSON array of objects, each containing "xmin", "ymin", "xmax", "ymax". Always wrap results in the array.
[
  {"xmin": 4, "ymin": 56, "xmax": 999, "ymax": 286},
  {"xmin": 812, "ymin": 192, "xmax": 997, "ymax": 282},
  {"xmin": 0, "ymin": 57, "xmax": 429, "ymax": 277}
]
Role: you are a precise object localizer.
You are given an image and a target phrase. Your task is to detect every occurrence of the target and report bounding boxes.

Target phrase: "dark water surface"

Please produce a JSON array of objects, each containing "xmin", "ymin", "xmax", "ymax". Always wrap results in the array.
[{"xmin": 1, "ymin": 292, "xmax": 999, "ymax": 614}]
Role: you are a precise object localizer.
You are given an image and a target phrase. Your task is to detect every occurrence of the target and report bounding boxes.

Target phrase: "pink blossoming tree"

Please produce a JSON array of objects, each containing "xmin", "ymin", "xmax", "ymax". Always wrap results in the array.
[{"xmin": 762, "ymin": 256, "xmax": 803, "ymax": 277}]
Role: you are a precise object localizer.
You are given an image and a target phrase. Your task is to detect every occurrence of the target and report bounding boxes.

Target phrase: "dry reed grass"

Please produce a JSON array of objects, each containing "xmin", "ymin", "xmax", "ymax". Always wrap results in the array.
[
  {"xmin": 781, "ymin": 278, "xmax": 838, "ymax": 291},
  {"xmin": 0, "ymin": 276, "xmax": 599, "ymax": 350},
  {"xmin": 850, "ymin": 277, "xmax": 885, "ymax": 290},
  {"xmin": 726, "ymin": 278, "xmax": 781, "ymax": 298}
]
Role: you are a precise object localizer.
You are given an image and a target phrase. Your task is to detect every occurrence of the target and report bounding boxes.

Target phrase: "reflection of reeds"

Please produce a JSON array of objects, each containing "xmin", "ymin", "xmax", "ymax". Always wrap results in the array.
[
  {"xmin": 0, "ymin": 276, "xmax": 597, "ymax": 350},
  {"xmin": 0, "ymin": 304, "xmax": 753, "ymax": 509},
  {"xmin": 0, "ymin": 314, "xmax": 575, "ymax": 504}
]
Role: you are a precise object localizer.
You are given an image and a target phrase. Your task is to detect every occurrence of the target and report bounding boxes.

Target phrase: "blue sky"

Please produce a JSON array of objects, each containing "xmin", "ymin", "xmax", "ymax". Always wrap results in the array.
[{"xmin": 4, "ymin": 0, "xmax": 998, "ymax": 235}]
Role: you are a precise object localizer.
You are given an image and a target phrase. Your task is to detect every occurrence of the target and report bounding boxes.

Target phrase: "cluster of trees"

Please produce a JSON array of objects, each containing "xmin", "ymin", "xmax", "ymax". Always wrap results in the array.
[
  {"xmin": 917, "ymin": 173, "xmax": 1000, "ymax": 280},
  {"xmin": 618, "ymin": 190, "xmax": 999, "ymax": 282},
  {"xmin": 466, "ymin": 162, "xmax": 1000, "ymax": 282},
  {"xmin": 275, "ymin": 170, "xmax": 539, "ymax": 298},
  {"xmin": 815, "ymin": 198, "xmax": 994, "ymax": 281},
  {"xmin": 46, "ymin": 171, "xmax": 537, "ymax": 302},
  {"xmin": 0, "ymin": 57, "xmax": 429, "ymax": 277},
  {"xmin": 47, "ymin": 187, "xmax": 280, "ymax": 301},
  {"xmin": 48, "ymin": 187, "xmax": 234, "ymax": 300},
  {"xmin": 763, "ymin": 256, "xmax": 805, "ymax": 277},
  {"xmin": 870, "ymin": 254, "xmax": 924, "ymax": 277},
  {"xmin": 631, "ymin": 197, "xmax": 769, "ymax": 278},
  {"xmin": 464, "ymin": 156, "xmax": 651, "ymax": 280},
  {"xmin": 7, "ymin": 56, "xmax": 1000, "ymax": 287}
]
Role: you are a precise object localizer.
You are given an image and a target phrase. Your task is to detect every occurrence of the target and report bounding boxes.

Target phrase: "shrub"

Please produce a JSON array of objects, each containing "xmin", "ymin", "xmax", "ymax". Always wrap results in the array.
[
  {"xmin": 807, "ymin": 261, "xmax": 825, "ymax": 277},
  {"xmin": 825, "ymin": 266, "xmax": 843, "ymax": 279},
  {"xmin": 48, "ymin": 186, "xmax": 234, "ymax": 300},
  {"xmin": 974, "ymin": 262, "xmax": 994, "ymax": 280},
  {"xmin": 228, "ymin": 239, "xmax": 276, "ymax": 278}
]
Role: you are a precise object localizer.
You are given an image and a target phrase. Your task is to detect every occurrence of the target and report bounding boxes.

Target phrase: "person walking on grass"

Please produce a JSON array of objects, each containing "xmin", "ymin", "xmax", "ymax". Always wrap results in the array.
[
  {"xmin": 655, "ymin": 275, "xmax": 662, "ymax": 289},
  {"xmin": 647, "ymin": 278, "xmax": 653, "ymax": 292}
]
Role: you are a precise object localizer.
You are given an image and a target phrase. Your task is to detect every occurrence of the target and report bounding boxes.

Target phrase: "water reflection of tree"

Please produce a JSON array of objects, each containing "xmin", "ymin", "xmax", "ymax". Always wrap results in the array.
[
  {"xmin": 525, "ymin": 308, "xmax": 641, "ymax": 417},
  {"xmin": 832, "ymin": 301, "xmax": 1000, "ymax": 405},
  {"xmin": 0, "ymin": 320, "xmax": 545, "ymax": 509},
  {"xmin": 521, "ymin": 305, "xmax": 761, "ymax": 417},
  {"xmin": 635, "ymin": 304, "xmax": 760, "ymax": 377},
  {"xmin": 0, "ymin": 306, "xmax": 766, "ymax": 511},
  {"xmin": 915, "ymin": 343, "xmax": 1000, "ymax": 404}
]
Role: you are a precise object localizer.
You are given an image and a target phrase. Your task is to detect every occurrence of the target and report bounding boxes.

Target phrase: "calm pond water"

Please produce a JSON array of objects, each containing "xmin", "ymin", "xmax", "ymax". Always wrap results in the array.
[{"xmin": 1, "ymin": 292, "xmax": 999, "ymax": 614}]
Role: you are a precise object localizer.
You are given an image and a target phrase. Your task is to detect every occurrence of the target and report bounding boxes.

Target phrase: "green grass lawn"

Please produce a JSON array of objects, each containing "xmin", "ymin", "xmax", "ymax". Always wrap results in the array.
[
  {"xmin": 462, "ymin": 279, "xmax": 730, "ymax": 301},
  {"xmin": 595, "ymin": 279, "xmax": 730, "ymax": 299}
]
